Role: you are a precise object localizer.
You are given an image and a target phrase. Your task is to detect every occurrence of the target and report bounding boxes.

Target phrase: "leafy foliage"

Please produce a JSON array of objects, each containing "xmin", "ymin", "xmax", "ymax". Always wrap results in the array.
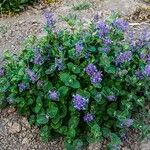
[
  {"xmin": 72, "ymin": 1, "xmax": 91, "ymax": 11},
  {"xmin": 0, "ymin": 0, "xmax": 37, "ymax": 13},
  {"xmin": 0, "ymin": 12, "xmax": 150, "ymax": 149}
]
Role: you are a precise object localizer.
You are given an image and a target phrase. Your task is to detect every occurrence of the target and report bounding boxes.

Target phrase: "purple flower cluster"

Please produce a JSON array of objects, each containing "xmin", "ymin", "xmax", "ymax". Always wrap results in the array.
[
  {"xmin": 55, "ymin": 58, "xmax": 63, "ymax": 71},
  {"xmin": 115, "ymin": 51, "xmax": 132, "ymax": 65},
  {"xmin": 0, "ymin": 67, "xmax": 5, "ymax": 77},
  {"xmin": 75, "ymin": 42, "xmax": 84, "ymax": 55},
  {"xmin": 128, "ymin": 29, "xmax": 150, "ymax": 51},
  {"xmin": 144, "ymin": 65, "xmax": 150, "ymax": 77},
  {"xmin": 48, "ymin": 90, "xmax": 59, "ymax": 101},
  {"xmin": 26, "ymin": 69, "xmax": 38, "ymax": 82},
  {"xmin": 113, "ymin": 18, "xmax": 129, "ymax": 31},
  {"xmin": 18, "ymin": 83, "xmax": 28, "ymax": 92},
  {"xmin": 44, "ymin": 10, "xmax": 55, "ymax": 27},
  {"xmin": 33, "ymin": 48, "xmax": 45, "ymax": 65},
  {"xmin": 85, "ymin": 64, "xmax": 103, "ymax": 84},
  {"xmin": 83, "ymin": 113, "xmax": 94, "ymax": 122},
  {"xmin": 72, "ymin": 94, "xmax": 89, "ymax": 111},
  {"xmin": 97, "ymin": 21, "xmax": 110, "ymax": 38},
  {"xmin": 91, "ymin": 71, "xmax": 103, "ymax": 84},
  {"xmin": 103, "ymin": 37, "xmax": 112, "ymax": 45},
  {"xmin": 121, "ymin": 119, "xmax": 134, "ymax": 127},
  {"xmin": 135, "ymin": 69, "xmax": 144, "ymax": 79},
  {"xmin": 85, "ymin": 64, "xmax": 98, "ymax": 76},
  {"xmin": 107, "ymin": 95, "xmax": 117, "ymax": 102},
  {"xmin": 140, "ymin": 53, "xmax": 150, "ymax": 63}
]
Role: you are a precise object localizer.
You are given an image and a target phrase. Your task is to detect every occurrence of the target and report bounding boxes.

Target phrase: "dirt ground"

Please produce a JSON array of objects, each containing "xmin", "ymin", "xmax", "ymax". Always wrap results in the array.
[{"xmin": 0, "ymin": 0, "xmax": 150, "ymax": 149}]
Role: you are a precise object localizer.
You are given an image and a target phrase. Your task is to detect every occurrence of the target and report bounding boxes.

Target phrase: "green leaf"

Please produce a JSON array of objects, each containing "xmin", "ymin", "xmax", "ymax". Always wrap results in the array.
[
  {"xmin": 69, "ymin": 116, "xmax": 79, "ymax": 128},
  {"xmin": 28, "ymin": 115, "xmax": 35, "ymax": 125},
  {"xmin": 60, "ymin": 73, "xmax": 80, "ymax": 89},
  {"xmin": 90, "ymin": 124, "xmax": 102, "ymax": 139},
  {"xmin": 43, "ymin": 81, "xmax": 53, "ymax": 91},
  {"xmin": 51, "ymin": 120, "xmax": 62, "ymax": 129},
  {"xmin": 36, "ymin": 114, "xmax": 49, "ymax": 125},
  {"xmin": 40, "ymin": 125, "xmax": 50, "ymax": 142},
  {"xmin": 107, "ymin": 107, "xmax": 116, "ymax": 117},
  {"xmin": 68, "ymin": 49, "xmax": 76, "ymax": 59},
  {"xmin": 88, "ymin": 46, "xmax": 96, "ymax": 52},
  {"xmin": 68, "ymin": 128, "xmax": 76, "ymax": 138},
  {"xmin": 57, "ymin": 126, "xmax": 67, "ymax": 135},
  {"xmin": 73, "ymin": 139, "xmax": 84, "ymax": 150},
  {"xmin": 77, "ymin": 89, "xmax": 90, "ymax": 99},
  {"xmin": 58, "ymin": 86, "xmax": 69, "ymax": 97},
  {"xmin": 136, "ymin": 97, "xmax": 145, "ymax": 107},
  {"xmin": 67, "ymin": 63, "xmax": 81, "ymax": 74},
  {"xmin": 33, "ymin": 97, "xmax": 43, "ymax": 113},
  {"xmin": 102, "ymin": 127, "xmax": 111, "ymax": 137},
  {"xmin": 47, "ymin": 102, "xmax": 58, "ymax": 118},
  {"xmin": 45, "ymin": 65, "xmax": 55, "ymax": 74},
  {"xmin": 109, "ymin": 133, "xmax": 121, "ymax": 148}
]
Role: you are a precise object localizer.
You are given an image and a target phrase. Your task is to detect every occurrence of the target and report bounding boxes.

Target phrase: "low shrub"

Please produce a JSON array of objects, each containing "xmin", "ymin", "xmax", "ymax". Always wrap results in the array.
[
  {"xmin": 0, "ymin": 12, "xmax": 150, "ymax": 149},
  {"xmin": 0, "ymin": 0, "xmax": 37, "ymax": 13}
]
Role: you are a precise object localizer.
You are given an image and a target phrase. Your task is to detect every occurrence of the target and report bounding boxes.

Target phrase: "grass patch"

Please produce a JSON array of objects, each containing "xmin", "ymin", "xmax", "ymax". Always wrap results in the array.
[{"xmin": 72, "ymin": 1, "xmax": 91, "ymax": 11}]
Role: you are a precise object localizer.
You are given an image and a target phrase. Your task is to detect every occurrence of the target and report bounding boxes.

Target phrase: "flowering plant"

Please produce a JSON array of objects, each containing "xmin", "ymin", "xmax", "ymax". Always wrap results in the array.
[{"xmin": 0, "ymin": 12, "xmax": 150, "ymax": 149}]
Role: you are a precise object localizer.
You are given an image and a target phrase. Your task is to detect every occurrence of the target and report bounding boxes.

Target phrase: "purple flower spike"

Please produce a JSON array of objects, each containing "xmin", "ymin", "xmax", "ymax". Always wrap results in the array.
[
  {"xmin": 72, "ymin": 94, "xmax": 89, "ymax": 111},
  {"xmin": 107, "ymin": 95, "xmax": 117, "ymax": 102},
  {"xmin": 113, "ymin": 18, "xmax": 129, "ymax": 31},
  {"xmin": 104, "ymin": 37, "xmax": 112, "ymax": 45},
  {"xmin": 97, "ymin": 21, "xmax": 110, "ymax": 38},
  {"xmin": 144, "ymin": 65, "xmax": 150, "ymax": 77},
  {"xmin": 33, "ymin": 48, "xmax": 45, "ymax": 65},
  {"xmin": 91, "ymin": 71, "xmax": 103, "ymax": 84},
  {"xmin": 55, "ymin": 58, "xmax": 63, "ymax": 71},
  {"xmin": 48, "ymin": 90, "xmax": 59, "ymax": 101},
  {"xmin": 115, "ymin": 51, "xmax": 132, "ymax": 65},
  {"xmin": 83, "ymin": 113, "xmax": 94, "ymax": 123},
  {"xmin": 26, "ymin": 69, "xmax": 38, "ymax": 82},
  {"xmin": 18, "ymin": 83, "xmax": 28, "ymax": 92},
  {"xmin": 0, "ymin": 67, "xmax": 5, "ymax": 77},
  {"xmin": 75, "ymin": 42, "xmax": 84, "ymax": 55},
  {"xmin": 85, "ymin": 64, "xmax": 98, "ymax": 76},
  {"xmin": 122, "ymin": 119, "xmax": 134, "ymax": 127},
  {"xmin": 44, "ymin": 10, "xmax": 55, "ymax": 27}
]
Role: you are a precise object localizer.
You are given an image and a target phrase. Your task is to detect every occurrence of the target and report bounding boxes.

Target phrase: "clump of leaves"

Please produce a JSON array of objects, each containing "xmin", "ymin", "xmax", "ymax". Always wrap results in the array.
[
  {"xmin": 72, "ymin": 1, "xmax": 91, "ymax": 11},
  {"xmin": 0, "ymin": 0, "xmax": 37, "ymax": 13},
  {"xmin": 0, "ymin": 12, "xmax": 150, "ymax": 150},
  {"xmin": 43, "ymin": 0, "xmax": 57, "ymax": 4}
]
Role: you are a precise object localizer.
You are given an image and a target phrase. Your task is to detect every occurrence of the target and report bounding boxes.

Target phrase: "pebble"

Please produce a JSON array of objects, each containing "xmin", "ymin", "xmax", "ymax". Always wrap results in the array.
[
  {"xmin": 9, "ymin": 122, "xmax": 21, "ymax": 133},
  {"xmin": 22, "ymin": 137, "xmax": 29, "ymax": 144}
]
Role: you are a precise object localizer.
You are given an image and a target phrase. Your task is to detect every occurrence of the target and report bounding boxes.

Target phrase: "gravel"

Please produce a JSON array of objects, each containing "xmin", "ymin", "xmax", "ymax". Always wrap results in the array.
[{"xmin": 0, "ymin": 0, "xmax": 150, "ymax": 149}]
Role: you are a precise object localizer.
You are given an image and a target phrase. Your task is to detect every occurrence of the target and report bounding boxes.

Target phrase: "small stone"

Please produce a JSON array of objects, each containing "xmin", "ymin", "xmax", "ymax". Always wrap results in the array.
[
  {"xmin": 7, "ymin": 121, "xmax": 13, "ymax": 127},
  {"xmin": 87, "ymin": 142, "xmax": 102, "ymax": 150},
  {"xmin": 9, "ymin": 122, "xmax": 21, "ymax": 133},
  {"xmin": 22, "ymin": 137, "xmax": 29, "ymax": 145},
  {"xmin": 22, "ymin": 117, "xmax": 31, "ymax": 128}
]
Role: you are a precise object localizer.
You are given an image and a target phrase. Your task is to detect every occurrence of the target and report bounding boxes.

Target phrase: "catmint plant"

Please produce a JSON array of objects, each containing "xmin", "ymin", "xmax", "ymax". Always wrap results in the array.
[{"xmin": 0, "ymin": 13, "xmax": 149, "ymax": 150}]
